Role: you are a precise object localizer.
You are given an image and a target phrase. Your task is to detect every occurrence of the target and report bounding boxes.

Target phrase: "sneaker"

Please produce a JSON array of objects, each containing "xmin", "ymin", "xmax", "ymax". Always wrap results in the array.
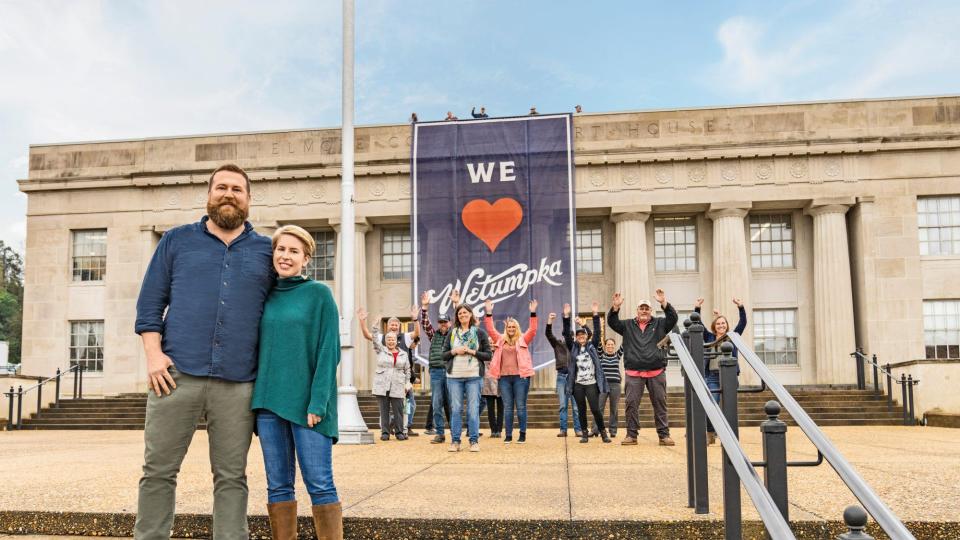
[
  {"xmin": 469, "ymin": 442, "xmax": 480, "ymax": 452},
  {"xmin": 601, "ymin": 431, "xmax": 611, "ymax": 443},
  {"xmin": 407, "ymin": 430, "xmax": 420, "ymax": 437},
  {"xmin": 575, "ymin": 430, "xmax": 584, "ymax": 438},
  {"xmin": 579, "ymin": 436, "xmax": 589, "ymax": 443},
  {"xmin": 504, "ymin": 436, "xmax": 513, "ymax": 444},
  {"xmin": 590, "ymin": 430, "xmax": 600, "ymax": 438},
  {"xmin": 380, "ymin": 433, "xmax": 390, "ymax": 441},
  {"xmin": 430, "ymin": 435, "xmax": 446, "ymax": 444},
  {"xmin": 659, "ymin": 436, "xmax": 676, "ymax": 446},
  {"xmin": 707, "ymin": 432, "xmax": 716, "ymax": 445},
  {"xmin": 610, "ymin": 431, "xmax": 617, "ymax": 438},
  {"xmin": 396, "ymin": 433, "xmax": 408, "ymax": 441},
  {"xmin": 490, "ymin": 432, "xmax": 501, "ymax": 438},
  {"xmin": 557, "ymin": 431, "xmax": 568, "ymax": 438},
  {"xmin": 518, "ymin": 432, "xmax": 526, "ymax": 444},
  {"xmin": 424, "ymin": 428, "xmax": 436, "ymax": 435},
  {"xmin": 621, "ymin": 436, "xmax": 638, "ymax": 446},
  {"xmin": 448, "ymin": 442, "xmax": 461, "ymax": 452}
]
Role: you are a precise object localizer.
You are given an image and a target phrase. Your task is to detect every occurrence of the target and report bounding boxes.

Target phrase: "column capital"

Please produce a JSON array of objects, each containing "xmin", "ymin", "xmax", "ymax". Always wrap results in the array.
[
  {"xmin": 329, "ymin": 216, "xmax": 371, "ymax": 233},
  {"xmin": 611, "ymin": 204, "xmax": 652, "ymax": 223},
  {"xmin": 805, "ymin": 197, "xmax": 855, "ymax": 218},
  {"xmin": 707, "ymin": 201, "xmax": 751, "ymax": 220}
]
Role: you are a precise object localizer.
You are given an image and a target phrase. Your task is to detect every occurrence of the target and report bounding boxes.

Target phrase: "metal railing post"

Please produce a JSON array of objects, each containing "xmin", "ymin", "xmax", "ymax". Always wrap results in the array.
[
  {"xmin": 682, "ymin": 318, "xmax": 694, "ymax": 509},
  {"xmin": 907, "ymin": 376, "xmax": 915, "ymax": 426},
  {"xmin": 79, "ymin": 365, "xmax": 84, "ymax": 399},
  {"xmin": 36, "ymin": 383, "xmax": 42, "ymax": 419},
  {"xmin": 855, "ymin": 348, "xmax": 865, "ymax": 390},
  {"xmin": 838, "ymin": 505, "xmax": 875, "ymax": 540},
  {"xmin": 760, "ymin": 400, "xmax": 789, "ymax": 521},
  {"xmin": 5, "ymin": 387, "xmax": 12, "ymax": 430},
  {"xmin": 900, "ymin": 374, "xmax": 908, "ymax": 426},
  {"xmin": 55, "ymin": 368, "xmax": 61, "ymax": 408},
  {"xmin": 885, "ymin": 364, "xmax": 892, "ymax": 411},
  {"xmin": 871, "ymin": 355, "xmax": 879, "ymax": 394},
  {"xmin": 719, "ymin": 342, "xmax": 741, "ymax": 540},
  {"xmin": 688, "ymin": 312, "xmax": 709, "ymax": 514},
  {"xmin": 73, "ymin": 365, "xmax": 79, "ymax": 399},
  {"xmin": 15, "ymin": 385, "xmax": 23, "ymax": 429}
]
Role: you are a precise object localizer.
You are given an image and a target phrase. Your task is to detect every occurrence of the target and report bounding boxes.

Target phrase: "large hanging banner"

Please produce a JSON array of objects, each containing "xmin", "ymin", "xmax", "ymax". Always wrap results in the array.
[{"xmin": 412, "ymin": 114, "xmax": 576, "ymax": 370}]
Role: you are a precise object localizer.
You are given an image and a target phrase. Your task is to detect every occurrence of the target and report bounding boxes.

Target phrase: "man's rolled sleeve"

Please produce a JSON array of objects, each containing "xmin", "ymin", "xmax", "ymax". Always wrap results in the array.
[{"xmin": 135, "ymin": 231, "xmax": 174, "ymax": 335}]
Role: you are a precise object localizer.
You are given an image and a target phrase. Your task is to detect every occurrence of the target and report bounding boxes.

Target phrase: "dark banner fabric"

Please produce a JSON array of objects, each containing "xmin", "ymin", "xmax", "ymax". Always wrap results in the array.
[{"xmin": 412, "ymin": 115, "xmax": 576, "ymax": 369}]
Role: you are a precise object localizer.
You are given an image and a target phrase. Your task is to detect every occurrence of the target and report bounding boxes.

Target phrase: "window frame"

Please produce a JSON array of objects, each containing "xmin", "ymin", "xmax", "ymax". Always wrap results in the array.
[
  {"xmin": 918, "ymin": 196, "xmax": 960, "ymax": 257},
  {"xmin": 653, "ymin": 216, "xmax": 698, "ymax": 273},
  {"xmin": 574, "ymin": 223, "xmax": 604, "ymax": 274},
  {"xmin": 69, "ymin": 320, "xmax": 105, "ymax": 372},
  {"xmin": 752, "ymin": 308, "xmax": 799, "ymax": 366},
  {"xmin": 923, "ymin": 299, "xmax": 960, "ymax": 360},
  {"xmin": 71, "ymin": 229, "xmax": 108, "ymax": 283},
  {"xmin": 749, "ymin": 214, "xmax": 795, "ymax": 270},
  {"xmin": 308, "ymin": 230, "xmax": 337, "ymax": 282},
  {"xmin": 381, "ymin": 228, "xmax": 413, "ymax": 281}
]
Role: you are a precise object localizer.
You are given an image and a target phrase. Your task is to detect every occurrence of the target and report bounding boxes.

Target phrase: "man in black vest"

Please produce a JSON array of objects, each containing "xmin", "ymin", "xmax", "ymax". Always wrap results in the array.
[{"xmin": 420, "ymin": 290, "xmax": 454, "ymax": 444}]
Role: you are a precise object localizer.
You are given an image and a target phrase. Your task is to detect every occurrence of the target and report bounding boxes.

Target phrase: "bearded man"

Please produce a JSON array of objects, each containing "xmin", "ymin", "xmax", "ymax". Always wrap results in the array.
[{"xmin": 133, "ymin": 164, "xmax": 275, "ymax": 539}]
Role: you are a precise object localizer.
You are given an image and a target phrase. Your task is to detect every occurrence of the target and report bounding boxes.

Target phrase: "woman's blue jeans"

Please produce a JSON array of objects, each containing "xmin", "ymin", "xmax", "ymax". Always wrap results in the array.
[
  {"xmin": 447, "ymin": 376, "xmax": 482, "ymax": 444},
  {"xmin": 256, "ymin": 410, "xmax": 339, "ymax": 505},
  {"xmin": 498, "ymin": 375, "xmax": 530, "ymax": 437},
  {"xmin": 704, "ymin": 369, "xmax": 721, "ymax": 434}
]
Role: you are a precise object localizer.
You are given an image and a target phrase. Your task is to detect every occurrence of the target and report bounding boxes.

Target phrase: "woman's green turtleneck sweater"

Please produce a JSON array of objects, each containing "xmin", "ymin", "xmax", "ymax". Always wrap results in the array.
[{"xmin": 251, "ymin": 276, "xmax": 341, "ymax": 442}]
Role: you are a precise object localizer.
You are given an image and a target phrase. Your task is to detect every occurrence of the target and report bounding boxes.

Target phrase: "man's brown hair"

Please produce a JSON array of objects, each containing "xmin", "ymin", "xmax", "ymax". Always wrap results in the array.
[{"xmin": 208, "ymin": 163, "xmax": 251, "ymax": 192}]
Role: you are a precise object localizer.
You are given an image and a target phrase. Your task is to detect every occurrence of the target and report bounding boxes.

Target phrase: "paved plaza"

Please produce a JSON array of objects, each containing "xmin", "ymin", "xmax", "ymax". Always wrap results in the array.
[{"xmin": 1, "ymin": 426, "xmax": 958, "ymax": 535}]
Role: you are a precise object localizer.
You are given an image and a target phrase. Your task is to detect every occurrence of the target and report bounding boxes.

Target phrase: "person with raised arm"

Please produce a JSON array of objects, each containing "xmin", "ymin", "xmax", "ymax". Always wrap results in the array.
[
  {"xmin": 568, "ymin": 302, "xmax": 611, "ymax": 443},
  {"xmin": 594, "ymin": 334, "xmax": 624, "ymax": 439},
  {"xmin": 420, "ymin": 290, "xmax": 454, "ymax": 444},
  {"xmin": 359, "ymin": 309, "xmax": 411, "ymax": 442},
  {"xmin": 694, "ymin": 296, "xmax": 747, "ymax": 444},
  {"xmin": 607, "ymin": 288, "xmax": 678, "ymax": 447},
  {"xmin": 545, "ymin": 303, "xmax": 582, "ymax": 437},
  {"xmin": 484, "ymin": 298, "xmax": 538, "ymax": 444}
]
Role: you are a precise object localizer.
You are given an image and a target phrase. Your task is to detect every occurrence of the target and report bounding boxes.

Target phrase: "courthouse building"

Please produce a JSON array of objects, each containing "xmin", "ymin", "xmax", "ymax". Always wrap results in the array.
[{"xmin": 16, "ymin": 95, "xmax": 960, "ymax": 414}]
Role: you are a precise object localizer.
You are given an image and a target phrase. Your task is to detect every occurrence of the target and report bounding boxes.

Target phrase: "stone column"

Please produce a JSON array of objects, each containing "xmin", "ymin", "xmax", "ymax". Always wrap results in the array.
[
  {"xmin": 805, "ymin": 199, "xmax": 856, "ymax": 385},
  {"xmin": 707, "ymin": 203, "xmax": 753, "ymax": 382},
  {"xmin": 611, "ymin": 206, "xmax": 652, "ymax": 309},
  {"xmin": 332, "ymin": 217, "xmax": 371, "ymax": 390}
]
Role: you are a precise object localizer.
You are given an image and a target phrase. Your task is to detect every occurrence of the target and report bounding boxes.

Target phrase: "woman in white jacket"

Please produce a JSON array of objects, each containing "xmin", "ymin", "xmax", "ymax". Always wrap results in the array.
[{"xmin": 359, "ymin": 309, "xmax": 411, "ymax": 441}]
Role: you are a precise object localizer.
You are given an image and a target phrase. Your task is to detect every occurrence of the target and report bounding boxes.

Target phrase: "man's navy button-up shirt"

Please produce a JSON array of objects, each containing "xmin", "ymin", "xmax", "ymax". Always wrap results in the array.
[{"xmin": 135, "ymin": 216, "xmax": 275, "ymax": 382}]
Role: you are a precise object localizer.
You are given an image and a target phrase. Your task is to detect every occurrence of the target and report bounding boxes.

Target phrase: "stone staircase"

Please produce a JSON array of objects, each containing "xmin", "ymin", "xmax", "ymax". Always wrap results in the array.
[{"xmin": 16, "ymin": 388, "xmax": 905, "ymax": 430}]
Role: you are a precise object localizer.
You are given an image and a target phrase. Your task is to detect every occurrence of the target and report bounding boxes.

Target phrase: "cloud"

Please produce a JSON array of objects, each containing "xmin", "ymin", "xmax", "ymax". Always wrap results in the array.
[{"xmin": 707, "ymin": 2, "xmax": 960, "ymax": 103}]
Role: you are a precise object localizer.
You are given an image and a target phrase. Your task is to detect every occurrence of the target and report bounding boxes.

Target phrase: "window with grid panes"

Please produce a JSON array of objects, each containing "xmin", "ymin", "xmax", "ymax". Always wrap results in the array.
[
  {"xmin": 72, "ymin": 229, "xmax": 107, "ymax": 282},
  {"xmin": 752, "ymin": 309, "xmax": 798, "ymax": 365},
  {"xmin": 918, "ymin": 196, "xmax": 960, "ymax": 256},
  {"xmin": 382, "ymin": 229, "xmax": 412, "ymax": 280},
  {"xmin": 575, "ymin": 225, "xmax": 603, "ymax": 273},
  {"xmin": 308, "ymin": 230, "xmax": 336, "ymax": 281},
  {"xmin": 70, "ymin": 320, "xmax": 104, "ymax": 372},
  {"xmin": 924, "ymin": 300, "xmax": 960, "ymax": 359},
  {"xmin": 750, "ymin": 215, "xmax": 794, "ymax": 269},
  {"xmin": 654, "ymin": 217, "xmax": 697, "ymax": 272}
]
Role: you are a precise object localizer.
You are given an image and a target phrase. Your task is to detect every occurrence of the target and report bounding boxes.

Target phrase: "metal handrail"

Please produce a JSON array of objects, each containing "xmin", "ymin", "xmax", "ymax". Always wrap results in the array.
[
  {"xmin": 730, "ymin": 332, "xmax": 915, "ymax": 540},
  {"xmin": 669, "ymin": 333, "xmax": 796, "ymax": 539},
  {"xmin": 5, "ymin": 364, "xmax": 83, "ymax": 430}
]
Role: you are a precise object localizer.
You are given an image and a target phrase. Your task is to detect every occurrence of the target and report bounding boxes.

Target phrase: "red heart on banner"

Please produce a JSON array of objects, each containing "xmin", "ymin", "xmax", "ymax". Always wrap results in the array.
[{"xmin": 461, "ymin": 198, "xmax": 524, "ymax": 252}]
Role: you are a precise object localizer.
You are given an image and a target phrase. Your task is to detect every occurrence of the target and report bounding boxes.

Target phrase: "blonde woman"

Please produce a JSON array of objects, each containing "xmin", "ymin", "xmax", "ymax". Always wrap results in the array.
[
  {"xmin": 483, "ymin": 298, "xmax": 538, "ymax": 444},
  {"xmin": 250, "ymin": 225, "xmax": 342, "ymax": 540}
]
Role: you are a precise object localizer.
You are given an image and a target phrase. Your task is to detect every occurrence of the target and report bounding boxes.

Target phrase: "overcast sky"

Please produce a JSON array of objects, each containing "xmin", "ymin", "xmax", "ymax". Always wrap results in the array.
[{"xmin": 2, "ymin": 0, "xmax": 959, "ymax": 254}]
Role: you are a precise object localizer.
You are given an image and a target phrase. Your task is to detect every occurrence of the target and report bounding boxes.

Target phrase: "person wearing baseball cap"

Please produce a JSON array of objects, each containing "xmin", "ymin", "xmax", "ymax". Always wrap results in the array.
[
  {"xmin": 420, "ymin": 291, "xmax": 454, "ymax": 444},
  {"xmin": 607, "ymin": 288, "xmax": 678, "ymax": 446}
]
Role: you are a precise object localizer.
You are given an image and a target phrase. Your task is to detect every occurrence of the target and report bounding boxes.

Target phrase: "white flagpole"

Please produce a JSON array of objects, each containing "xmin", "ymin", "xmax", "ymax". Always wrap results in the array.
[{"xmin": 336, "ymin": 0, "xmax": 373, "ymax": 444}]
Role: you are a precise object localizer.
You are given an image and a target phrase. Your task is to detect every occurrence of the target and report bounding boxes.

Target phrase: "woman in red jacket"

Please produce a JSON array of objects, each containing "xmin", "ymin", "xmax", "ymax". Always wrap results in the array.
[{"xmin": 484, "ymin": 298, "xmax": 538, "ymax": 444}]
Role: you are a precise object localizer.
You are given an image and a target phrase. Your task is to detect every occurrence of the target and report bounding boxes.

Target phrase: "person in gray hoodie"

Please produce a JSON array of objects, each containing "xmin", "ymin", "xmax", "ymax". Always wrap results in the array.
[{"xmin": 607, "ymin": 288, "xmax": 677, "ymax": 446}]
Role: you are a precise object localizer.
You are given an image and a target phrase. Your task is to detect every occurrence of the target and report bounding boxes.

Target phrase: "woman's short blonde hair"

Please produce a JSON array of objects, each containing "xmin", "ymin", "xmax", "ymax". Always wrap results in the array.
[{"xmin": 271, "ymin": 225, "xmax": 316, "ymax": 260}]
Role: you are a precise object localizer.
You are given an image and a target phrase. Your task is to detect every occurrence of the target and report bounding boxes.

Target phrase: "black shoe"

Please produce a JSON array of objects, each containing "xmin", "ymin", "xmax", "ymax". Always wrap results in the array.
[
  {"xmin": 504, "ymin": 436, "xmax": 513, "ymax": 444},
  {"xmin": 380, "ymin": 433, "xmax": 389, "ymax": 441},
  {"xmin": 407, "ymin": 430, "xmax": 420, "ymax": 437},
  {"xmin": 430, "ymin": 435, "xmax": 446, "ymax": 444},
  {"xmin": 490, "ymin": 432, "xmax": 501, "ymax": 438},
  {"xmin": 557, "ymin": 431, "xmax": 568, "ymax": 437},
  {"xmin": 424, "ymin": 428, "xmax": 436, "ymax": 435},
  {"xmin": 518, "ymin": 432, "xmax": 526, "ymax": 444},
  {"xmin": 601, "ymin": 431, "xmax": 611, "ymax": 443},
  {"xmin": 396, "ymin": 433, "xmax": 408, "ymax": 441},
  {"xmin": 579, "ymin": 436, "xmax": 589, "ymax": 443}
]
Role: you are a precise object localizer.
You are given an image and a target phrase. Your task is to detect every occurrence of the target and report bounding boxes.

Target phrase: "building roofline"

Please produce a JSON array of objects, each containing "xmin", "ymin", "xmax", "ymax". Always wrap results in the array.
[{"xmin": 28, "ymin": 93, "xmax": 960, "ymax": 149}]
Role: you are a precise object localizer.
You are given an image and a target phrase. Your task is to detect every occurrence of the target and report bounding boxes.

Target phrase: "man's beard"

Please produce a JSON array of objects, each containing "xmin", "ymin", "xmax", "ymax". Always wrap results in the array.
[{"xmin": 207, "ymin": 199, "xmax": 248, "ymax": 230}]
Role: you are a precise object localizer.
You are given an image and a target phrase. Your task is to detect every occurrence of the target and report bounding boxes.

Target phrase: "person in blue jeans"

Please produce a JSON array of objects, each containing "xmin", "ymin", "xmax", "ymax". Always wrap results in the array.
[
  {"xmin": 441, "ymin": 303, "xmax": 492, "ymax": 452},
  {"xmin": 484, "ymin": 298, "xmax": 538, "ymax": 444},
  {"xmin": 694, "ymin": 296, "xmax": 747, "ymax": 445},
  {"xmin": 419, "ymin": 290, "xmax": 453, "ymax": 444},
  {"xmin": 250, "ymin": 225, "xmax": 343, "ymax": 539},
  {"xmin": 546, "ymin": 303, "xmax": 581, "ymax": 436}
]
